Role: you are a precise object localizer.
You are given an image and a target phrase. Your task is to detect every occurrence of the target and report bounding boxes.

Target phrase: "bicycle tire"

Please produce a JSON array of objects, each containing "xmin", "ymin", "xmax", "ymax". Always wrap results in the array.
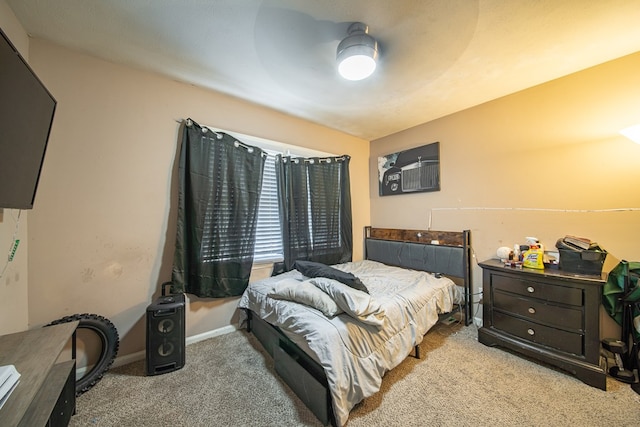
[{"xmin": 46, "ymin": 313, "xmax": 120, "ymax": 395}]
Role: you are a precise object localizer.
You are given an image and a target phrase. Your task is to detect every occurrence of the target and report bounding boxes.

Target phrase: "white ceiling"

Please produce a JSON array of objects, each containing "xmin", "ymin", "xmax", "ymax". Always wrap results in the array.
[{"xmin": 7, "ymin": 0, "xmax": 640, "ymax": 140}]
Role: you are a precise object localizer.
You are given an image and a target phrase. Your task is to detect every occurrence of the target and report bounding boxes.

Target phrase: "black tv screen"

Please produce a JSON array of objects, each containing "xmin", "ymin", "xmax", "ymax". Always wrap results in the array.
[{"xmin": 0, "ymin": 27, "xmax": 56, "ymax": 209}]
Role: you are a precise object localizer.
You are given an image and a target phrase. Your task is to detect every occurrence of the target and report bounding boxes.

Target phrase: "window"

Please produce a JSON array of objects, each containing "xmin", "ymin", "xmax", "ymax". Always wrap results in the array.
[
  {"xmin": 204, "ymin": 127, "xmax": 333, "ymax": 264},
  {"xmin": 253, "ymin": 153, "xmax": 282, "ymax": 262}
]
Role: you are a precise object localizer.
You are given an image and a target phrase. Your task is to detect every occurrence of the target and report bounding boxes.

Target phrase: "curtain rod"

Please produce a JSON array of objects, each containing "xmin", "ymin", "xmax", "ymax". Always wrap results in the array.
[
  {"xmin": 184, "ymin": 118, "xmax": 222, "ymax": 139},
  {"xmin": 280, "ymin": 155, "xmax": 349, "ymax": 164},
  {"xmin": 181, "ymin": 118, "xmax": 265, "ymax": 157}
]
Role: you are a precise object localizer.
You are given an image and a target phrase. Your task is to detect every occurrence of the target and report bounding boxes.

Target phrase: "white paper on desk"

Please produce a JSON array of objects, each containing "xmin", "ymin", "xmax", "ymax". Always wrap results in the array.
[{"xmin": 0, "ymin": 364, "xmax": 21, "ymax": 410}]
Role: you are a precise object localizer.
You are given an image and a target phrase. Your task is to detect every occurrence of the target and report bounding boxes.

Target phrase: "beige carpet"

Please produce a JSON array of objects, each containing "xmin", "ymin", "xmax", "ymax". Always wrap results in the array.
[{"xmin": 69, "ymin": 322, "xmax": 640, "ymax": 426}]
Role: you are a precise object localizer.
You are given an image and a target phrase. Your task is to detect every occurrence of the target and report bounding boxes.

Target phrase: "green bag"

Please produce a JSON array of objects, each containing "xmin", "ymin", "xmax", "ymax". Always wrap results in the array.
[{"xmin": 602, "ymin": 261, "xmax": 640, "ymax": 340}]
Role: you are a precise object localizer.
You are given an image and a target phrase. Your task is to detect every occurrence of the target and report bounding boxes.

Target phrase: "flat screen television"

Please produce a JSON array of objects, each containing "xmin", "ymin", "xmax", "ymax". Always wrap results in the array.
[{"xmin": 0, "ymin": 26, "xmax": 56, "ymax": 209}]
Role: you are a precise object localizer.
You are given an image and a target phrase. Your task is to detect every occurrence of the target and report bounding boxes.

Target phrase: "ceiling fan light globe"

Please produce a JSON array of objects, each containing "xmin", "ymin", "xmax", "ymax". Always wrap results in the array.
[
  {"xmin": 338, "ymin": 54, "xmax": 377, "ymax": 81},
  {"xmin": 336, "ymin": 23, "xmax": 379, "ymax": 81}
]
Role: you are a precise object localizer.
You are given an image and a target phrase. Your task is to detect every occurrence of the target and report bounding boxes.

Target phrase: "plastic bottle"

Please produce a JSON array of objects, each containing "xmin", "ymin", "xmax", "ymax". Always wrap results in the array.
[{"xmin": 523, "ymin": 245, "xmax": 544, "ymax": 269}]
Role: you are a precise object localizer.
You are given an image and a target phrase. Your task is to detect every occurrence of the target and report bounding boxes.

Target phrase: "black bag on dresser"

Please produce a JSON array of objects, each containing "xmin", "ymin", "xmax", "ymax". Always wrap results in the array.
[{"xmin": 556, "ymin": 237, "xmax": 607, "ymax": 275}]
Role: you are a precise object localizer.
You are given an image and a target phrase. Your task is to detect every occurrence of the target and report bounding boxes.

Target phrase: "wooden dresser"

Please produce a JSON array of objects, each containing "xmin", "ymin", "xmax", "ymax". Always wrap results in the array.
[
  {"xmin": 0, "ymin": 321, "xmax": 77, "ymax": 426},
  {"xmin": 478, "ymin": 259, "xmax": 606, "ymax": 390}
]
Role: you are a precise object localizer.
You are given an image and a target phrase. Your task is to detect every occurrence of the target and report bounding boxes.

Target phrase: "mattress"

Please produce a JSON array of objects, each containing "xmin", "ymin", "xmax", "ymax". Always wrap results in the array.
[{"xmin": 237, "ymin": 259, "xmax": 462, "ymax": 426}]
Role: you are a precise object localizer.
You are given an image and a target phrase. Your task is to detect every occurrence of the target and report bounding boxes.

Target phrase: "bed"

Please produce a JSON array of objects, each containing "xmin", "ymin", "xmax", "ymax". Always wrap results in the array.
[{"xmin": 238, "ymin": 226, "xmax": 472, "ymax": 426}]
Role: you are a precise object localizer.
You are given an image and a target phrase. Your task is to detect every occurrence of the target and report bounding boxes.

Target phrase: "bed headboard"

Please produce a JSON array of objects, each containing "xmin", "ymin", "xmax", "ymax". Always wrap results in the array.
[{"xmin": 364, "ymin": 226, "xmax": 473, "ymax": 325}]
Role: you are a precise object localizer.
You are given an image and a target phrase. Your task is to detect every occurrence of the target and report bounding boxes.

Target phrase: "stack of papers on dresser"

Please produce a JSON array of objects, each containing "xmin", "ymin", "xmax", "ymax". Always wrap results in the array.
[{"xmin": 0, "ymin": 364, "xmax": 21, "ymax": 410}]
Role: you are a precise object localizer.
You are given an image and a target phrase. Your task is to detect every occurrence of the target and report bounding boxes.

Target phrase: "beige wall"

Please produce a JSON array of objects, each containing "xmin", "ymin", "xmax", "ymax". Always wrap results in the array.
[
  {"xmin": 24, "ymin": 39, "xmax": 369, "ymax": 359},
  {"xmin": 0, "ymin": 0, "xmax": 30, "ymax": 335},
  {"xmin": 370, "ymin": 51, "xmax": 640, "ymax": 335}
]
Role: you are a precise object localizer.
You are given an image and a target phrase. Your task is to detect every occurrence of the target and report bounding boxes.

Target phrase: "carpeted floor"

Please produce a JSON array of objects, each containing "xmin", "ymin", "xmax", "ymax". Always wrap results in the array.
[{"xmin": 69, "ymin": 322, "xmax": 640, "ymax": 426}]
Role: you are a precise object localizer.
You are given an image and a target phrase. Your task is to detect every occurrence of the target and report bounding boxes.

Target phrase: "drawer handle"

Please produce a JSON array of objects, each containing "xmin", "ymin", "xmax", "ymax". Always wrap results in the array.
[
  {"xmin": 528, "ymin": 307, "xmax": 536, "ymax": 314},
  {"xmin": 527, "ymin": 328, "xmax": 535, "ymax": 336},
  {"xmin": 527, "ymin": 286, "xmax": 535, "ymax": 293}
]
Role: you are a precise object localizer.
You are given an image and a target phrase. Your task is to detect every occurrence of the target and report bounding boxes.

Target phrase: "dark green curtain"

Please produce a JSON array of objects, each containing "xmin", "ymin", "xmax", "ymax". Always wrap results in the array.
[
  {"xmin": 273, "ymin": 155, "xmax": 352, "ymax": 273},
  {"xmin": 172, "ymin": 119, "xmax": 265, "ymax": 297}
]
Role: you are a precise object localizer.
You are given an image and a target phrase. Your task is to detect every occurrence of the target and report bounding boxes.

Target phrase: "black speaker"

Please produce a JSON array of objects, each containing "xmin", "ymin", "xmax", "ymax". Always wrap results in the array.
[{"xmin": 146, "ymin": 286, "xmax": 185, "ymax": 376}]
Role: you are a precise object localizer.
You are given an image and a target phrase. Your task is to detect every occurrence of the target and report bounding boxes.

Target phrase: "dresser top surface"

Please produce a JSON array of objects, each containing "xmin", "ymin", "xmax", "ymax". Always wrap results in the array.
[{"xmin": 479, "ymin": 258, "xmax": 607, "ymax": 284}]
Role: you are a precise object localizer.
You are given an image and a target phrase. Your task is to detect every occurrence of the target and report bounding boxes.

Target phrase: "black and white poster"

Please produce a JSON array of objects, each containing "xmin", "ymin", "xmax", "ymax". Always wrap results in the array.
[{"xmin": 378, "ymin": 142, "xmax": 440, "ymax": 196}]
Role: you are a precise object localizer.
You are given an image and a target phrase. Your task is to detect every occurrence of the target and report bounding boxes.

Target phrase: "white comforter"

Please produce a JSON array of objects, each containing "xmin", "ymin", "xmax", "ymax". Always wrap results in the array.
[{"xmin": 237, "ymin": 260, "xmax": 461, "ymax": 426}]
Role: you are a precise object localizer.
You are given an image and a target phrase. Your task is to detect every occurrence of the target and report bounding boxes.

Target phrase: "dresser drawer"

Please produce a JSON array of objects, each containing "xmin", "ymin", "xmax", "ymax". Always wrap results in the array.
[
  {"xmin": 493, "ymin": 290, "xmax": 583, "ymax": 331},
  {"xmin": 493, "ymin": 311, "xmax": 584, "ymax": 356},
  {"xmin": 492, "ymin": 274, "xmax": 583, "ymax": 306}
]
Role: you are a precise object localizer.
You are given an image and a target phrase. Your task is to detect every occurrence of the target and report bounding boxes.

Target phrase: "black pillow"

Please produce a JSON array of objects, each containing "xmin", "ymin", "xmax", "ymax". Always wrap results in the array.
[{"xmin": 294, "ymin": 260, "xmax": 369, "ymax": 293}]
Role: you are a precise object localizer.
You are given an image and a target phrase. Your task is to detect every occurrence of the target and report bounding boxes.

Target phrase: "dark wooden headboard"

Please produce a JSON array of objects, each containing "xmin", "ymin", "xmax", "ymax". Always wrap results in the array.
[{"xmin": 364, "ymin": 226, "xmax": 473, "ymax": 325}]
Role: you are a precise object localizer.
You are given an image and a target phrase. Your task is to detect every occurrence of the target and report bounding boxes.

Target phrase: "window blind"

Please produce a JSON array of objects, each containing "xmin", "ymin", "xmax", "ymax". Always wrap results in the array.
[{"xmin": 253, "ymin": 153, "xmax": 283, "ymax": 263}]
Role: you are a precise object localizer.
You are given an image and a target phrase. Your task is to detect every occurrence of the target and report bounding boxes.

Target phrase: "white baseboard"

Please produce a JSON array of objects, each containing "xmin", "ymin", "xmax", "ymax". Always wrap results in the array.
[
  {"xmin": 108, "ymin": 324, "xmax": 238, "ymax": 369},
  {"xmin": 186, "ymin": 324, "xmax": 238, "ymax": 346}
]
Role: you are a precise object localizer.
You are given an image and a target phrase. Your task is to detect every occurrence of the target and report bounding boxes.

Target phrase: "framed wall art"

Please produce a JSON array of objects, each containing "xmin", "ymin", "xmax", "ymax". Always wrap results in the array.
[{"xmin": 378, "ymin": 141, "xmax": 440, "ymax": 196}]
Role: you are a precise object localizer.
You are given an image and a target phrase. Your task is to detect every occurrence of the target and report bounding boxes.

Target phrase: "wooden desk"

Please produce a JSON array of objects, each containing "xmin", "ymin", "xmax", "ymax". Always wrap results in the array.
[{"xmin": 0, "ymin": 321, "xmax": 78, "ymax": 426}]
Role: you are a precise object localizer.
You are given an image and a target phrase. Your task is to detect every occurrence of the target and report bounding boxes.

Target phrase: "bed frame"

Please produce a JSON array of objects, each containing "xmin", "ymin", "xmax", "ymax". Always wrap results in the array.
[{"xmin": 246, "ymin": 226, "xmax": 472, "ymax": 426}]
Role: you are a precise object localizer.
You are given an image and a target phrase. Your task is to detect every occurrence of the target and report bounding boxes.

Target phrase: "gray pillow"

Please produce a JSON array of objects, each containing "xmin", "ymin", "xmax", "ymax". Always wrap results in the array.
[
  {"xmin": 268, "ymin": 278, "xmax": 343, "ymax": 317},
  {"xmin": 310, "ymin": 277, "xmax": 385, "ymax": 326}
]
